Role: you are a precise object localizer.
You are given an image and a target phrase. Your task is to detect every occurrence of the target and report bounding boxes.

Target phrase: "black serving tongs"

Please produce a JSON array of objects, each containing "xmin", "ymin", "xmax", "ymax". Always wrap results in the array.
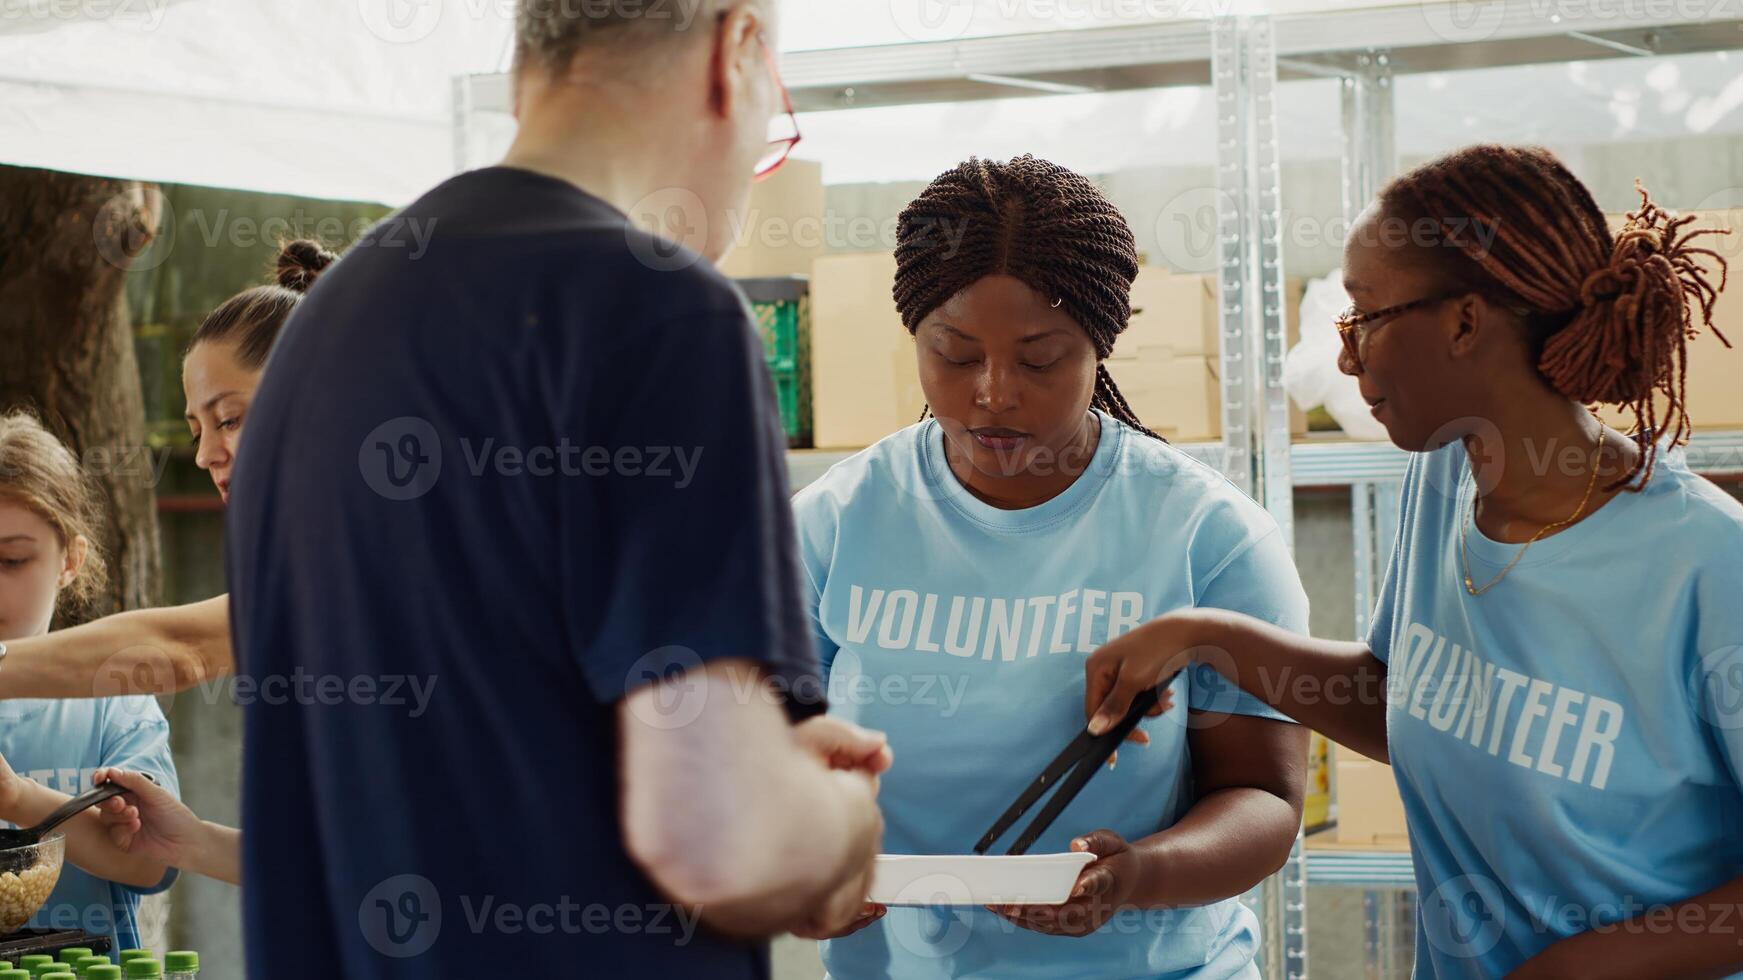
[{"xmin": 974, "ymin": 670, "xmax": 1183, "ymax": 856}]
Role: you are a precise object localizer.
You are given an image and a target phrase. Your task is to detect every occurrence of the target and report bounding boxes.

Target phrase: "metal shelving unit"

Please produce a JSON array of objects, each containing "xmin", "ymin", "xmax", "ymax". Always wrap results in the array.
[{"xmin": 453, "ymin": 6, "xmax": 1743, "ymax": 977}]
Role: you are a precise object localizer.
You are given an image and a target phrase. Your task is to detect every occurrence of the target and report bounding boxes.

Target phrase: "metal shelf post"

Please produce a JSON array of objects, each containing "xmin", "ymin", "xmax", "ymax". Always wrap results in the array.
[{"xmin": 1216, "ymin": 15, "xmax": 1307, "ymax": 979}]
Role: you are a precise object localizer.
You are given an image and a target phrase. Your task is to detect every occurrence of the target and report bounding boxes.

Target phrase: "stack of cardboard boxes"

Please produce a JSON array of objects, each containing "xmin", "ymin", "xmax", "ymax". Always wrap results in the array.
[
  {"xmin": 809, "ymin": 252, "xmax": 928, "ymax": 450},
  {"xmin": 1103, "ymin": 268, "xmax": 1309, "ymax": 444}
]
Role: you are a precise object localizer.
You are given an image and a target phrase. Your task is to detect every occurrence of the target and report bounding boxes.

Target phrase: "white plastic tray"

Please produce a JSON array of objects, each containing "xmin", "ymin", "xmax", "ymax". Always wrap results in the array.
[{"xmin": 868, "ymin": 852, "xmax": 1097, "ymax": 906}]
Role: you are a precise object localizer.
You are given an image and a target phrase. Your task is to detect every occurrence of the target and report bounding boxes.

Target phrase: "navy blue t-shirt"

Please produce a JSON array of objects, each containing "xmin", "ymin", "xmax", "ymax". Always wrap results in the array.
[{"xmin": 225, "ymin": 167, "xmax": 823, "ymax": 979}]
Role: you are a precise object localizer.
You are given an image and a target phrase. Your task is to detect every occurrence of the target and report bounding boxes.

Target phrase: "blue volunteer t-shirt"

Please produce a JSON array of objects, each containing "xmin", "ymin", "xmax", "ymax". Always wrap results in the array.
[
  {"xmin": 0, "ymin": 695, "xmax": 179, "ymax": 953},
  {"xmin": 1368, "ymin": 441, "xmax": 1743, "ymax": 978},
  {"xmin": 793, "ymin": 411, "xmax": 1307, "ymax": 980},
  {"xmin": 225, "ymin": 167, "xmax": 821, "ymax": 979}
]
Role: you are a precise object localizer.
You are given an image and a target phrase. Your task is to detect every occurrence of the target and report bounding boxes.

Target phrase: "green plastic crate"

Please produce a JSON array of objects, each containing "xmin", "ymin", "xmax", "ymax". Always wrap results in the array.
[{"xmin": 738, "ymin": 276, "xmax": 812, "ymax": 448}]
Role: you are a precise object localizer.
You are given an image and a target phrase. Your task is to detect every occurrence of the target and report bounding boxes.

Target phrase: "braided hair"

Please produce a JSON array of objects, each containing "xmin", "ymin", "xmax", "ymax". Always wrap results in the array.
[
  {"xmin": 892, "ymin": 155, "xmax": 1162, "ymax": 440},
  {"xmin": 1378, "ymin": 145, "xmax": 1729, "ymax": 489}
]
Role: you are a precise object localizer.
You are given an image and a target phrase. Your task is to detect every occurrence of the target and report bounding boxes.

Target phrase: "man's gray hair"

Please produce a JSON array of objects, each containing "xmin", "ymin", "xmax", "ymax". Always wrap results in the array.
[{"xmin": 515, "ymin": 0, "xmax": 753, "ymax": 71}]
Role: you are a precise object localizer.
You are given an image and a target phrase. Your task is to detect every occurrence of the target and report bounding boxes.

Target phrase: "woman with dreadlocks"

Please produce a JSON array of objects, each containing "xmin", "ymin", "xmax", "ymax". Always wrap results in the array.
[
  {"xmin": 790, "ymin": 155, "xmax": 1309, "ymax": 978},
  {"xmin": 1090, "ymin": 144, "xmax": 1742, "ymax": 979}
]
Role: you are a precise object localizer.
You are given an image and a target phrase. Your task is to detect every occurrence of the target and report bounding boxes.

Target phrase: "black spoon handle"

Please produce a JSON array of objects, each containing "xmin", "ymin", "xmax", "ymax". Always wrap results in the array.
[{"xmin": 28, "ymin": 782, "xmax": 129, "ymax": 840}]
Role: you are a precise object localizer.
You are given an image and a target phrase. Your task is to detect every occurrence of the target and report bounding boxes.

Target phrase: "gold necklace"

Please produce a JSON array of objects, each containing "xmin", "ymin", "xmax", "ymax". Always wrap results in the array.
[{"xmin": 1460, "ymin": 426, "xmax": 1606, "ymax": 597}]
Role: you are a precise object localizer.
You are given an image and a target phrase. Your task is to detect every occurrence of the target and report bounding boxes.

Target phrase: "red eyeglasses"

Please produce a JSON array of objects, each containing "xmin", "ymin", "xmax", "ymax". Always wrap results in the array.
[{"xmin": 755, "ymin": 38, "xmax": 801, "ymax": 181}]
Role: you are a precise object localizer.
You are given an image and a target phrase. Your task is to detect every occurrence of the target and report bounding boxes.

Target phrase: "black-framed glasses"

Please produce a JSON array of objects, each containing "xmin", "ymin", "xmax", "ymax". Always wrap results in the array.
[
  {"xmin": 1334, "ymin": 293, "xmax": 1458, "ymax": 371},
  {"xmin": 754, "ymin": 38, "xmax": 801, "ymax": 181}
]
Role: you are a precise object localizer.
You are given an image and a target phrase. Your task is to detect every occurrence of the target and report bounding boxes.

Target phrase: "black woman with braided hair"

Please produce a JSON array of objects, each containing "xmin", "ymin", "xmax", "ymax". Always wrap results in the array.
[
  {"xmin": 790, "ymin": 155, "xmax": 1309, "ymax": 979},
  {"xmin": 1088, "ymin": 144, "xmax": 1743, "ymax": 979}
]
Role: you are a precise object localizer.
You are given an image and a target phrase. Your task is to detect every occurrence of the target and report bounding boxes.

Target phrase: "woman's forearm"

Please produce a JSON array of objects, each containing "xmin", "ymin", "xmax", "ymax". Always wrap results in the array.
[
  {"xmin": 180, "ymin": 821, "xmax": 242, "ymax": 886},
  {"xmin": 1125, "ymin": 785, "xmax": 1303, "ymax": 908},
  {"xmin": 0, "ymin": 596, "xmax": 232, "ymax": 699},
  {"xmin": 1180, "ymin": 608, "xmax": 1391, "ymax": 762}
]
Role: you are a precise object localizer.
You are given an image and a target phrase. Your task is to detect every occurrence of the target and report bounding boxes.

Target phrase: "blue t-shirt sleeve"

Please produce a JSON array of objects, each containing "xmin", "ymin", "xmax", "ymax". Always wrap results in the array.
[
  {"xmin": 791, "ymin": 489, "xmax": 841, "ymax": 680},
  {"xmin": 1191, "ymin": 524, "xmax": 1308, "ymax": 721},
  {"xmin": 577, "ymin": 306, "xmax": 823, "ymax": 719},
  {"xmin": 1365, "ymin": 450, "xmax": 1429, "ymax": 665},
  {"xmin": 100, "ymin": 698, "xmax": 181, "ymax": 896}
]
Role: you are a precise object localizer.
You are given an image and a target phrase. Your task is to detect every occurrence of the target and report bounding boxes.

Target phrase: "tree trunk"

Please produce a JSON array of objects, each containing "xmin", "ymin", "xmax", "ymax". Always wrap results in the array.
[{"xmin": 0, "ymin": 164, "xmax": 162, "ymax": 625}]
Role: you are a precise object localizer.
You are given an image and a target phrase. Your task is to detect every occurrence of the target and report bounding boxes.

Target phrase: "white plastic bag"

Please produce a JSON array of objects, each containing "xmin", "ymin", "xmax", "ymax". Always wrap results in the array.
[{"xmin": 1284, "ymin": 271, "xmax": 1389, "ymax": 441}]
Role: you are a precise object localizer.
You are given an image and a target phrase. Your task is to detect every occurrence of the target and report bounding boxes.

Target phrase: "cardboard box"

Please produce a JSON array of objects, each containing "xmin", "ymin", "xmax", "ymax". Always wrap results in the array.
[
  {"xmin": 1113, "ymin": 267, "xmax": 1220, "ymax": 360},
  {"xmin": 718, "ymin": 159, "xmax": 826, "ymax": 279},
  {"xmin": 810, "ymin": 252, "xmax": 923, "ymax": 449},
  {"xmin": 1104, "ymin": 355, "xmax": 1222, "ymax": 443},
  {"xmin": 1104, "ymin": 274, "xmax": 1309, "ymax": 441},
  {"xmin": 1334, "ymin": 754, "xmax": 1409, "ymax": 848},
  {"xmin": 1595, "ymin": 209, "xmax": 1743, "ymax": 432}
]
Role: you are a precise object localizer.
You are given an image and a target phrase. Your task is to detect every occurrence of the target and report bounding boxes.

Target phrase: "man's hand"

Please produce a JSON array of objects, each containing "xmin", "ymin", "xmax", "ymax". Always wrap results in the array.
[
  {"xmin": 788, "ymin": 717, "xmax": 889, "ymax": 942},
  {"xmin": 794, "ymin": 716, "xmax": 894, "ymax": 778},
  {"xmin": 791, "ymin": 780, "xmax": 884, "ymax": 942}
]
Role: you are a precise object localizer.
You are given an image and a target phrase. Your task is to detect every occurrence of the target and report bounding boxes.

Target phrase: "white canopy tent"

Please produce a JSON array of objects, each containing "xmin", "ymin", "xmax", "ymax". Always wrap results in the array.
[
  {"xmin": 3, "ymin": 0, "xmax": 1740, "ymax": 204},
  {"xmin": 3, "ymin": 0, "xmax": 1176, "ymax": 202}
]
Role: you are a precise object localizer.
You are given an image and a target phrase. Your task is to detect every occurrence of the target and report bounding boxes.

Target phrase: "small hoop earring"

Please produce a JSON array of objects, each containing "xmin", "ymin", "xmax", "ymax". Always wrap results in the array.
[{"xmin": 1051, "ymin": 297, "xmax": 1063, "ymax": 308}]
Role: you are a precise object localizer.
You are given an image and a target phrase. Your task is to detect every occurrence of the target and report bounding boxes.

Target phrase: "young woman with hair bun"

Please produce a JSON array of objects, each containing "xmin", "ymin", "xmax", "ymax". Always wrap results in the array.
[
  {"xmin": 1089, "ymin": 144, "xmax": 1743, "ymax": 979},
  {"xmin": 0, "ymin": 239, "xmax": 337, "ymax": 702}
]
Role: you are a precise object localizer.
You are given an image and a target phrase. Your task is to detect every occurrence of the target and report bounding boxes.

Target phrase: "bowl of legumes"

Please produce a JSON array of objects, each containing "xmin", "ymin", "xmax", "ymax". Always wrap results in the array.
[{"xmin": 0, "ymin": 835, "xmax": 63, "ymax": 933}]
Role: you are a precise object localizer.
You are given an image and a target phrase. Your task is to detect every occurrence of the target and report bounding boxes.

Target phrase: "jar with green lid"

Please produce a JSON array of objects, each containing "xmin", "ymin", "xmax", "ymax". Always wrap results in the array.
[
  {"xmin": 33, "ymin": 963, "xmax": 71, "ymax": 977},
  {"xmin": 0, "ymin": 971, "xmax": 29, "ymax": 980},
  {"xmin": 15, "ymin": 959, "xmax": 49, "ymax": 972},
  {"xmin": 85, "ymin": 969, "xmax": 121, "ymax": 980},
  {"xmin": 120, "ymin": 961, "xmax": 157, "ymax": 980},
  {"xmin": 159, "ymin": 953, "xmax": 194, "ymax": 980},
  {"xmin": 72, "ymin": 957, "xmax": 109, "ymax": 977}
]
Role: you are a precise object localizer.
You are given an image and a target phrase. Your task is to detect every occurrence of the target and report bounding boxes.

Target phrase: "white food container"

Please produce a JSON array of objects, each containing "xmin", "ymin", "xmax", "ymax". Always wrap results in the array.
[{"xmin": 868, "ymin": 852, "xmax": 1097, "ymax": 907}]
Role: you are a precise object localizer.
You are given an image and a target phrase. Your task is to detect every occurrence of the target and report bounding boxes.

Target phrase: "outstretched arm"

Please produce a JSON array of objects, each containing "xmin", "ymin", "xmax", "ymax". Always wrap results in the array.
[{"xmin": 0, "ymin": 596, "xmax": 232, "ymax": 699}]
